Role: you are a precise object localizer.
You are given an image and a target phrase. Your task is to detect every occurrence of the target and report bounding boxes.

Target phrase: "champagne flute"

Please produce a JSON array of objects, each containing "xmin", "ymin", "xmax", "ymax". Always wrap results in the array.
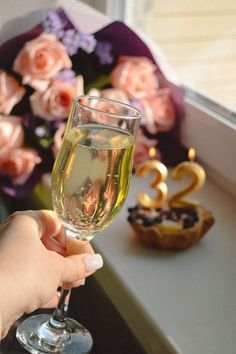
[{"xmin": 16, "ymin": 95, "xmax": 141, "ymax": 353}]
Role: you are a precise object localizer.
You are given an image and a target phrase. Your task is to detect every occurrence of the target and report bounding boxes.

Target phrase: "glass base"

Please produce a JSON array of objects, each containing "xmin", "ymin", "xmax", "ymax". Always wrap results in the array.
[{"xmin": 16, "ymin": 314, "xmax": 93, "ymax": 354}]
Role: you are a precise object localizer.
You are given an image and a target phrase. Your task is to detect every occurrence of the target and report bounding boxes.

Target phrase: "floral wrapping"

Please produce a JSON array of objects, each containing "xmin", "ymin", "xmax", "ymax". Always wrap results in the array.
[{"xmin": 0, "ymin": 8, "xmax": 185, "ymax": 199}]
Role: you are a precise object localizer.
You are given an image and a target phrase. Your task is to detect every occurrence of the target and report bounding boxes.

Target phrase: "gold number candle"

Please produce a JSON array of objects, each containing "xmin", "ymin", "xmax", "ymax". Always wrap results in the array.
[
  {"xmin": 168, "ymin": 148, "xmax": 206, "ymax": 209},
  {"xmin": 136, "ymin": 159, "xmax": 168, "ymax": 209}
]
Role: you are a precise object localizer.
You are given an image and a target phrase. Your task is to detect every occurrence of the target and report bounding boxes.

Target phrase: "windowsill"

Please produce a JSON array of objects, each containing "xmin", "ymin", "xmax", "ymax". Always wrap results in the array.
[{"xmin": 93, "ymin": 175, "xmax": 236, "ymax": 354}]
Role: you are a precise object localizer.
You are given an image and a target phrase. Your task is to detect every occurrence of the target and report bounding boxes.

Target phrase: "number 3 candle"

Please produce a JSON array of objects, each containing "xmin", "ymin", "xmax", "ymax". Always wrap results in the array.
[
  {"xmin": 168, "ymin": 148, "xmax": 206, "ymax": 209},
  {"xmin": 136, "ymin": 148, "xmax": 168, "ymax": 209}
]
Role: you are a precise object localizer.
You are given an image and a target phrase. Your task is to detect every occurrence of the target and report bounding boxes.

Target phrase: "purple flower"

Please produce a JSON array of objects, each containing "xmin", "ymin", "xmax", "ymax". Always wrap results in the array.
[
  {"xmin": 95, "ymin": 41, "xmax": 114, "ymax": 65},
  {"xmin": 61, "ymin": 30, "xmax": 97, "ymax": 56},
  {"xmin": 61, "ymin": 29, "xmax": 81, "ymax": 55},
  {"xmin": 130, "ymin": 99, "xmax": 143, "ymax": 113},
  {"xmin": 42, "ymin": 11, "xmax": 97, "ymax": 56},
  {"xmin": 42, "ymin": 11, "xmax": 64, "ymax": 38},
  {"xmin": 77, "ymin": 33, "xmax": 97, "ymax": 54},
  {"xmin": 35, "ymin": 126, "xmax": 47, "ymax": 138},
  {"xmin": 55, "ymin": 69, "xmax": 76, "ymax": 82}
]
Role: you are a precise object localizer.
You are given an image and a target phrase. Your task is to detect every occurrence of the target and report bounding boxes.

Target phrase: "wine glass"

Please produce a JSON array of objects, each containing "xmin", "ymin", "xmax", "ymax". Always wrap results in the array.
[{"xmin": 16, "ymin": 95, "xmax": 141, "ymax": 353}]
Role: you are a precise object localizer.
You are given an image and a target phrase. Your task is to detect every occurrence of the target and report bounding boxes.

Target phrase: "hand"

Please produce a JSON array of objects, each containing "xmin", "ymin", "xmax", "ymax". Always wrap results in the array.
[{"xmin": 0, "ymin": 210, "xmax": 103, "ymax": 339}]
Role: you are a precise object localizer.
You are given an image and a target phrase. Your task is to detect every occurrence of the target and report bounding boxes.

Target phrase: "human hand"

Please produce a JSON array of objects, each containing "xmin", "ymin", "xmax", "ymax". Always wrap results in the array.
[{"xmin": 0, "ymin": 210, "xmax": 103, "ymax": 339}]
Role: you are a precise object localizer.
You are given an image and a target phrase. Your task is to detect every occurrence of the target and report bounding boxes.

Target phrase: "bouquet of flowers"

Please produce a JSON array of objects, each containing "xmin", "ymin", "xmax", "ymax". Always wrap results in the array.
[{"xmin": 0, "ymin": 8, "xmax": 184, "ymax": 200}]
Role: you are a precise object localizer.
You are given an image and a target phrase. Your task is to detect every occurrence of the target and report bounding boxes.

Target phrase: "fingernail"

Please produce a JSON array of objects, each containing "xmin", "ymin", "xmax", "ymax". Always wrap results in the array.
[
  {"xmin": 80, "ymin": 278, "xmax": 86, "ymax": 286},
  {"xmin": 83, "ymin": 254, "xmax": 103, "ymax": 272}
]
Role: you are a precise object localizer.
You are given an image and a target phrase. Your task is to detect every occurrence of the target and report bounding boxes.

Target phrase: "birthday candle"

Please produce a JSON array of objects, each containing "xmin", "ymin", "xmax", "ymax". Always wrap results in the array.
[{"xmin": 168, "ymin": 148, "xmax": 206, "ymax": 209}]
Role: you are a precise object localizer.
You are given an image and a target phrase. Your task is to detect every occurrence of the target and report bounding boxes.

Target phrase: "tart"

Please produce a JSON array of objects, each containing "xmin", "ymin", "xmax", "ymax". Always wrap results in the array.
[{"xmin": 127, "ymin": 204, "xmax": 214, "ymax": 250}]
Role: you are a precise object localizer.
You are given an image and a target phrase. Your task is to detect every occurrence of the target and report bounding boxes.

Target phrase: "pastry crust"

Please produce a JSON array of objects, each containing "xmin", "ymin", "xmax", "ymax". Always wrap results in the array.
[{"xmin": 129, "ymin": 205, "xmax": 214, "ymax": 250}]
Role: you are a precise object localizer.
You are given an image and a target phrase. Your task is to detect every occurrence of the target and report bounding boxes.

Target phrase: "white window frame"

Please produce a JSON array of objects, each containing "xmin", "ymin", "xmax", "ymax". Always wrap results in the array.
[{"xmin": 182, "ymin": 96, "xmax": 236, "ymax": 196}]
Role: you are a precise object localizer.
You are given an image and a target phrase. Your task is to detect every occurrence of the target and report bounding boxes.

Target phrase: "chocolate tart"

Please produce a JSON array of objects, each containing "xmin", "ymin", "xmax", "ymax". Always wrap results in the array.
[{"xmin": 127, "ymin": 204, "xmax": 214, "ymax": 250}]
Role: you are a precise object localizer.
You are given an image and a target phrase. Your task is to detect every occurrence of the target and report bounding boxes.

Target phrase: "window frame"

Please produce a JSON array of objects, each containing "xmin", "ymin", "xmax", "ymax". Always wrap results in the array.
[{"xmin": 183, "ymin": 95, "xmax": 236, "ymax": 196}]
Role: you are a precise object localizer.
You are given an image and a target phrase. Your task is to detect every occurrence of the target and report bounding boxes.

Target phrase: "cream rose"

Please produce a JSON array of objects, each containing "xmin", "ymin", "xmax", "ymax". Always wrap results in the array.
[
  {"xmin": 30, "ymin": 75, "xmax": 84, "ymax": 121},
  {"xmin": 0, "ymin": 71, "xmax": 25, "ymax": 115},
  {"xmin": 13, "ymin": 34, "xmax": 72, "ymax": 91},
  {"xmin": 0, "ymin": 148, "xmax": 41, "ymax": 185},
  {"xmin": 110, "ymin": 56, "xmax": 159, "ymax": 99},
  {"xmin": 0, "ymin": 115, "xmax": 24, "ymax": 158},
  {"xmin": 141, "ymin": 90, "xmax": 175, "ymax": 133}
]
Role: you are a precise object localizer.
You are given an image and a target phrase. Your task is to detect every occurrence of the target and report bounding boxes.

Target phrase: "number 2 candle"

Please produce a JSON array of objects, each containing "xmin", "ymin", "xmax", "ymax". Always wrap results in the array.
[{"xmin": 168, "ymin": 148, "xmax": 206, "ymax": 209}]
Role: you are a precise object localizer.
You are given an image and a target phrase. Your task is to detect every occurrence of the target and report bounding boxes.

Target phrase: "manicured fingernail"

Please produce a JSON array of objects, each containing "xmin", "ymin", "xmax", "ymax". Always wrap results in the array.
[
  {"xmin": 83, "ymin": 254, "xmax": 103, "ymax": 272},
  {"xmin": 80, "ymin": 278, "xmax": 86, "ymax": 286}
]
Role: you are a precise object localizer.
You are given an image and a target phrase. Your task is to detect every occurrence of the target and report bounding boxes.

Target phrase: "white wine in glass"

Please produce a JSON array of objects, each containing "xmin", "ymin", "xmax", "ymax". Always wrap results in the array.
[{"xmin": 16, "ymin": 96, "xmax": 141, "ymax": 354}]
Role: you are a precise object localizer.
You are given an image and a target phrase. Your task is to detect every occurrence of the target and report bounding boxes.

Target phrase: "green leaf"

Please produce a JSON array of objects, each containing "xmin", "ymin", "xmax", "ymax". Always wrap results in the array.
[
  {"xmin": 85, "ymin": 75, "xmax": 110, "ymax": 92},
  {"xmin": 39, "ymin": 138, "xmax": 54, "ymax": 149}
]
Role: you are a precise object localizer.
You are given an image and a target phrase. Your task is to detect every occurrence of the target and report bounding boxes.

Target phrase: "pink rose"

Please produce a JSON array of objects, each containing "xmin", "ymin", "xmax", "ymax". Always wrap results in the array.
[
  {"xmin": 30, "ymin": 75, "xmax": 84, "ymax": 121},
  {"xmin": 0, "ymin": 148, "xmax": 41, "ymax": 185},
  {"xmin": 87, "ymin": 88, "xmax": 129, "ymax": 103},
  {"xmin": 52, "ymin": 123, "xmax": 66, "ymax": 157},
  {"xmin": 13, "ymin": 34, "xmax": 72, "ymax": 91},
  {"xmin": 96, "ymin": 88, "xmax": 129, "ymax": 104},
  {"xmin": 110, "ymin": 56, "xmax": 159, "ymax": 99},
  {"xmin": 86, "ymin": 88, "xmax": 129, "ymax": 125},
  {"xmin": 134, "ymin": 130, "xmax": 161, "ymax": 167},
  {"xmin": 141, "ymin": 90, "xmax": 175, "ymax": 134},
  {"xmin": 0, "ymin": 115, "xmax": 24, "ymax": 158},
  {"xmin": 0, "ymin": 71, "xmax": 25, "ymax": 115}
]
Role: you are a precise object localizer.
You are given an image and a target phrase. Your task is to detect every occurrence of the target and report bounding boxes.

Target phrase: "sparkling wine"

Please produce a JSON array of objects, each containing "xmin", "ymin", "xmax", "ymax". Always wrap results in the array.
[{"xmin": 51, "ymin": 124, "xmax": 134, "ymax": 240}]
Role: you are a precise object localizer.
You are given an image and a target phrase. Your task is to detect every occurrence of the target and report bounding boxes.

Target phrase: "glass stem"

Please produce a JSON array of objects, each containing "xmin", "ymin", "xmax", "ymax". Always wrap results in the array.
[
  {"xmin": 49, "ymin": 288, "xmax": 70, "ymax": 328},
  {"xmin": 37, "ymin": 288, "xmax": 71, "ymax": 348}
]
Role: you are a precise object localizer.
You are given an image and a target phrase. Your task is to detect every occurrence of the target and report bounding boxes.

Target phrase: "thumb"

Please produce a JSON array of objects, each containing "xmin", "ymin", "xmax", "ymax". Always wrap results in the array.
[{"xmin": 61, "ymin": 253, "xmax": 103, "ymax": 283}]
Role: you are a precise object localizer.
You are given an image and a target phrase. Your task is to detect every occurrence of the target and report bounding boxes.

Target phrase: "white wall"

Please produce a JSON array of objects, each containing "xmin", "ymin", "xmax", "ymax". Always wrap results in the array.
[
  {"xmin": 0, "ymin": 0, "xmax": 55, "ymax": 26},
  {"xmin": 0, "ymin": 0, "xmax": 109, "ymax": 27}
]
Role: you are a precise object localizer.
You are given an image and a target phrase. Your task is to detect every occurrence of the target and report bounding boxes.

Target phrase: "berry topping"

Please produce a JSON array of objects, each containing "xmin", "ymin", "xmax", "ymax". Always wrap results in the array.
[{"xmin": 127, "ymin": 205, "xmax": 199, "ymax": 229}]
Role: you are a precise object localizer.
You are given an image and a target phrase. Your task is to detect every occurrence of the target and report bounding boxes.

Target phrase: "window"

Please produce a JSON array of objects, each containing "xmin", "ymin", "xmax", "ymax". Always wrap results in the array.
[{"xmin": 123, "ymin": 0, "xmax": 236, "ymax": 117}]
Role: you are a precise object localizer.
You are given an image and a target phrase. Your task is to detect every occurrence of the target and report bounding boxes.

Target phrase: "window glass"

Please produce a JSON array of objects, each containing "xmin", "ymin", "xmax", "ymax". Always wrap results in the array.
[{"xmin": 124, "ymin": 0, "xmax": 236, "ymax": 120}]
